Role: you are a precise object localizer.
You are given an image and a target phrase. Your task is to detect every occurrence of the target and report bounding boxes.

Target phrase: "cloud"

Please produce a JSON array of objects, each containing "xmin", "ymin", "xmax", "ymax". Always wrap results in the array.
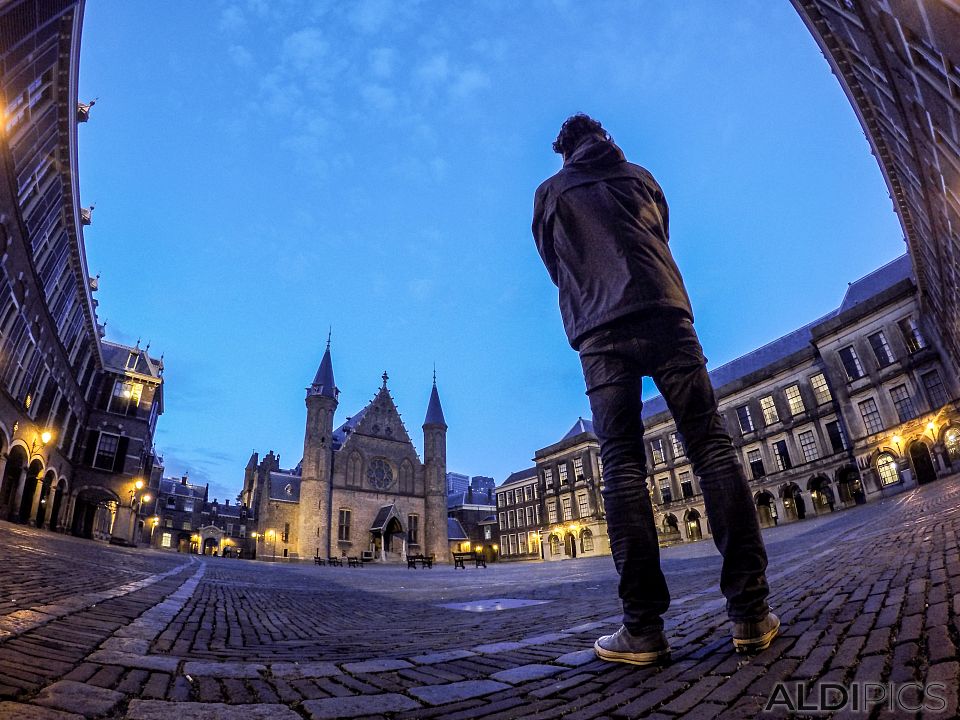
[
  {"xmin": 282, "ymin": 27, "xmax": 328, "ymax": 70},
  {"xmin": 218, "ymin": 5, "xmax": 245, "ymax": 33},
  {"xmin": 360, "ymin": 83, "xmax": 396, "ymax": 112},
  {"xmin": 451, "ymin": 68, "xmax": 490, "ymax": 99},
  {"xmin": 368, "ymin": 47, "xmax": 395, "ymax": 79},
  {"xmin": 417, "ymin": 54, "xmax": 450, "ymax": 85},
  {"xmin": 351, "ymin": 0, "xmax": 394, "ymax": 34},
  {"xmin": 228, "ymin": 44, "xmax": 254, "ymax": 69}
]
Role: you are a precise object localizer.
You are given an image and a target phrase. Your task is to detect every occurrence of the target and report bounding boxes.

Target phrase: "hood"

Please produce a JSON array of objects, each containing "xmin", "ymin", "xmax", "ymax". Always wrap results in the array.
[{"xmin": 564, "ymin": 136, "xmax": 626, "ymax": 169}]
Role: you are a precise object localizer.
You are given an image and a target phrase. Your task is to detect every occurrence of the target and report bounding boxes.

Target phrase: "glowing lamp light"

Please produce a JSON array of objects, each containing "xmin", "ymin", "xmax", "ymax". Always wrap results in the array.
[
  {"xmin": 474, "ymin": 545, "xmax": 482, "ymax": 553},
  {"xmin": 40, "ymin": 431, "xmax": 52, "ymax": 445},
  {"xmin": 135, "ymin": 479, "xmax": 144, "ymax": 490},
  {"xmin": 927, "ymin": 421, "xmax": 936, "ymax": 432},
  {"xmin": 142, "ymin": 494, "xmax": 151, "ymax": 503}
]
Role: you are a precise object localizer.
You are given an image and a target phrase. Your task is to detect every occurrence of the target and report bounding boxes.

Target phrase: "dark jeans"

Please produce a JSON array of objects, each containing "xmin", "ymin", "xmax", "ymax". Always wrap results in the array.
[{"xmin": 578, "ymin": 313, "xmax": 770, "ymax": 633}]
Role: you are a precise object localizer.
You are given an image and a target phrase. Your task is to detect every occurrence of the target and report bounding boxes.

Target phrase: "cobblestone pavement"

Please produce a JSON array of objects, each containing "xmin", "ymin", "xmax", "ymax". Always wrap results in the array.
[{"xmin": 2, "ymin": 479, "xmax": 960, "ymax": 719}]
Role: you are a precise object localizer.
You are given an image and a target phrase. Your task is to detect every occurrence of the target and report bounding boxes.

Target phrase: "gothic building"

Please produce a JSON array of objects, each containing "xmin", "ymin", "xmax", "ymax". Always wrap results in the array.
[{"xmin": 241, "ymin": 342, "xmax": 449, "ymax": 562}]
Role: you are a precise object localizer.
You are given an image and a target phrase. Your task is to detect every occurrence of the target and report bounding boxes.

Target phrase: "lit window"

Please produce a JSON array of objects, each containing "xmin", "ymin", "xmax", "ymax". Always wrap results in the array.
[
  {"xmin": 859, "ymin": 398, "xmax": 884, "ymax": 435},
  {"xmin": 810, "ymin": 373, "xmax": 832, "ymax": 405},
  {"xmin": 581, "ymin": 529, "xmax": 594, "ymax": 552},
  {"xmin": 798, "ymin": 431, "xmax": 819, "ymax": 462},
  {"xmin": 945, "ymin": 429, "xmax": 960, "ymax": 462},
  {"xmin": 898, "ymin": 317, "xmax": 926, "ymax": 353},
  {"xmin": 736, "ymin": 405, "xmax": 754, "ymax": 434},
  {"xmin": 543, "ymin": 468, "xmax": 553, "ymax": 487},
  {"xmin": 577, "ymin": 492, "xmax": 589, "ymax": 517},
  {"xmin": 890, "ymin": 384, "xmax": 917, "ymax": 422},
  {"xmin": 550, "ymin": 535, "xmax": 560, "ymax": 555},
  {"xmin": 650, "ymin": 438, "xmax": 665, "ymax": 465},
  {"xmin": 747, "ymin": 449, "xmax": 765, "ymax": 479},
  {"xmin": 772, "ymin": 440, "xmax": 791, "ymax": 471},
  {"xmin": 160, "ymin": 532, "xmax": 172, "ymax": 548},
  {"xmin": 760, "ymin": 396, "xmax": 779, "ymax": 425},
  {"xmin": 868, "ymin": 331, "xmax": 895, "ymax": 367},
  {"xmin": 670, "ymin": 432, "xmax": 686, "ymax": 459},
  {"xmin": 109, "ymin": 380, "xmax": 143, "ymax": 414},
  {"xmin": 922, "ymin": 371, "xmax": 948, "ymax": 408},
  {"xmin": 785, "ymin": 385, "xmax": 805, "ymax": 416},
  {"xmin": 558, "ymin": 464, "xmax": 568, "ymax": 483},
  {"xmin": 547, "ymin": 503, "xmax": 557, "ymax": 523},
  {"xmin": 561, "ymin": 497, "xmax": 572, "ymax": 520},
  {"xmin": 838, "ymin": 346, "xmax": 865, "ymax": 381},
  {"xmin": 876, "ymin": 453, "xmax": 899, "ymax": 485}
]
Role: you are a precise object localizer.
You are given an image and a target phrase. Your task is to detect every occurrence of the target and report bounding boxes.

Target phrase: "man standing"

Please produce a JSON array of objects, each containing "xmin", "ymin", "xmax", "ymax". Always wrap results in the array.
[{"xmin": 532, "ymin": 114, "xmax": 778, "ymax": 666}]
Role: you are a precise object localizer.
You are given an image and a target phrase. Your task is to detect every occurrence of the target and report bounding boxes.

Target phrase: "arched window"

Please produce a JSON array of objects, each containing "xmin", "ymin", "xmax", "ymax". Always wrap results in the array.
[
  {"xmin": 580, "ymin": 528, "xmax": 594, "ymax": 552},
  {"xmin": 367, "ymin": 458, "xmax": 394, "ymax": 490},
  {"xmin": 549, "ymin": 534, "xmax": 560, "ymax": 556},
  {"xmin": 945, "ymin": 429, "xmax": 960, "ymax": 462},
  {"xmin": 876, "ymin": 453, "xmax": 899, "ymax": 486},
  {"xmin": 399, "ymin": 460, "xmax": 414, "ymax": 494},
  {"xmin": 347, "ymin": 452, "xmax": 362, "ymax": 487}
]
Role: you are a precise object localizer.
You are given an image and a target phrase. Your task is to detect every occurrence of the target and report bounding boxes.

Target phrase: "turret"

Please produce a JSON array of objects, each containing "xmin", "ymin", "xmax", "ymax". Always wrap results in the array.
[
  {"xmin": 298, "ymin": 335, "xmax": 339, "ymax": 560},
  {"xmin": 422, "ymin": 371, "xmax": 448, "ymax": 561}
]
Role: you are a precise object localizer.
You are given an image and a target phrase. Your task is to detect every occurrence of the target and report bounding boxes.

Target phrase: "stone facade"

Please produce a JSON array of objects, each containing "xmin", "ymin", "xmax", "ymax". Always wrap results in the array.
[
  {"xmin": 0, "ymin": 0, "xmax": 163, "ymax": 546},
  {"xmin": 499, "ymin": 255, "xmax": 960, "ymax": 555},
  {"xmin": 791, "ymin": 0, "xmax": 960, "ymax": 366},
  {"xmin": 242, "ymin": 346, "xmax": 449, "ymax": 562}
]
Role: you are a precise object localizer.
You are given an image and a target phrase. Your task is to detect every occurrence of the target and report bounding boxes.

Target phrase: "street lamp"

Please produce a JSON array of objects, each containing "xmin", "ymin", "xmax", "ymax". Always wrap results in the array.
[
  {"xmin": 266, "ymin": 529, "xmax": 276, "ymax": 560},
  {"xmin": 30, "ymin": 429, "xmax": 53, "ymax": 455}
]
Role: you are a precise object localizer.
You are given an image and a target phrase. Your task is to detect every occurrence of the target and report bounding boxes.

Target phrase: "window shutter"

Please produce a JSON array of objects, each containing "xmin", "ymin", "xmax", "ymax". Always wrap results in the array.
[
  {"xmin": 113, "ymin": 436, "xmax": 129, "ymax": 473},
  {"xmin": 82, "ymin": 429, "xmax": 99, "ymax": 466}
]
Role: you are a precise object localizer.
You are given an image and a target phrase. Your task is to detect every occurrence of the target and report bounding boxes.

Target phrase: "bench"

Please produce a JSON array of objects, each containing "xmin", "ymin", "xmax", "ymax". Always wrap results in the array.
[
  {"xmin": 347, "ymin": 556, "xmax": 362, "ymax": 568},
  {"xmin": 406, "ymin": 553, "xmax": 434, "ymax": 569},
  {"xmin": 327, "ymin": 556, "xmax": 344, "ymax": 567},
  {"xmin": 313, "ymin": 556, "xmax": 325, "ymax": 566},
  {"xmin": 453, "ymin": 551, "xmax": 487, "ymax": 569}
]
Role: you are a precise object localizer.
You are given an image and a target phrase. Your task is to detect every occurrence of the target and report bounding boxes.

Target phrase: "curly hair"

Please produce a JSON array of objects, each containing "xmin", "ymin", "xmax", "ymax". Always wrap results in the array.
[{"xmin": 552, "ymin": 113, "xmax": 612, "ymax": 157}]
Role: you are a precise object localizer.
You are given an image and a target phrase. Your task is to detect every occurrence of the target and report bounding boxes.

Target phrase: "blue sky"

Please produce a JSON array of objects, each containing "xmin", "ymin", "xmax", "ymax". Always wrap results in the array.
[{"xmin": 77, "ymin": 1, "xmax": 905, "ymax": 504}]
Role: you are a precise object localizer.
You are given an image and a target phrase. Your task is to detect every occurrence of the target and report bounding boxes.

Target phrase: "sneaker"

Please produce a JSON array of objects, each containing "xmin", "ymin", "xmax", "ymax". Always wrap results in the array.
[
  {"xmin": 593, "ymin": 625, "xmax": 670, "ymax": 666},
  {"xmin": 732, "ymin": 612, "xmax": 780, "ymax": 653}
]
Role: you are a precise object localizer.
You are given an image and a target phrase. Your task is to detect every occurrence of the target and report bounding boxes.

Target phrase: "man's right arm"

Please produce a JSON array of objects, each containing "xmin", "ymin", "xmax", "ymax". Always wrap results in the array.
[{"xmin": 532, "ymin": 184, "xmax": 560, "ymax": 286}]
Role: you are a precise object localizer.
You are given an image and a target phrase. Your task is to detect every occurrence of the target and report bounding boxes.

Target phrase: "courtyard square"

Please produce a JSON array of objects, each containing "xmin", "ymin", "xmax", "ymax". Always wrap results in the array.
[{"xmin": 0, "ymin": 479, "xmax": 958, "ymax": 719}]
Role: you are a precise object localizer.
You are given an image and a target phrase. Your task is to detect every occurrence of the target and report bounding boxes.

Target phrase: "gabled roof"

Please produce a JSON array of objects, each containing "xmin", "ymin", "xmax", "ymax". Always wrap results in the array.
[
  {"xmin": 331, "ymin": 405, "xmax": 370, "ymax": 449},
  {"xmin": 563, "ymin": 416, "xmax": 594, "ymax": 440},
  {"xmin": 101, "ymin": 341, "xmax": 162, "ymax": 379},
  {"xmin": 370, "ymin": 503, "xmax": 402, "ymax": 532},
  {"xmin": 837, "ymin": 254, "xmax": 912, "ymax": 313},
  {"xmin": 499, "ymin": 467, "xmax": 537, "ymax": 488},
  {"xmin": 447, "ymin": 517, "xmax": 468, "ymax": 541},
  {"xmin": 267, "ymin": 472, "xmax": 300, "ymax": 502}
]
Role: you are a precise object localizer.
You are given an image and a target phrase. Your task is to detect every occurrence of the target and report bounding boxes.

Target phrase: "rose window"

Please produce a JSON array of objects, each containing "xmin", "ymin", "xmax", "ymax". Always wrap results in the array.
[{"xmin": 367, "ymin": 458, "xmax": 394, "ymax": 489}]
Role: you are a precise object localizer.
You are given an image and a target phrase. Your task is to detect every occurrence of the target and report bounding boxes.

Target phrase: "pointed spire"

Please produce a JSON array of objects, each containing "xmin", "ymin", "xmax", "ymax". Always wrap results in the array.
[
  {"xmin": 309, "ymin": 336, "xmax": 338, "ymax": 399},
  {"xmin": 424, "ymin": 372, "xmax": 447, "ymax": 427},
  {"xmin": 382, "ymin": 371, "xmax": 389, "ymax": 388}
]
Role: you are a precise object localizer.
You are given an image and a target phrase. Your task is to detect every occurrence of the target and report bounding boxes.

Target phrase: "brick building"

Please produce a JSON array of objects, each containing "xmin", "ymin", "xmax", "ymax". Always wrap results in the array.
[
  {"xmin": 241, "ymin": 342, "xmax": 449, "ymax": 562},
  {"xmin": 0, "ymin": 0, "xmax": 163, "ymax": 545}
]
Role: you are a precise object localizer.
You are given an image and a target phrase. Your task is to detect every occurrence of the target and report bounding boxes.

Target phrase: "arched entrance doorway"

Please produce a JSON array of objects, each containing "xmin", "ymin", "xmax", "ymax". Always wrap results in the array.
[
  {"xmin": 71, "ymin": 487, "xmax": 120, "ymax": 540},
  {"xmin": 808, "ymin": 476, "xmax": 835, "ymax": 513},
  {"xmin": 685, "ymin": 509, "xmax": 703, "ymax": 541},
  {"xmin": 909, "ymin": 441, "xmax": 937, "ymax": 485},
  {"xmin": 837, "ymin": 466, "xmax": 865, "ymax": 505},
  {"xmin": 0, "ymin": 445, "xmax": 27, "ymax": 519},
  {"xmin": 661, "ymin": 513, "xmax": 680, "ymax": 543},
  {"xmin": 203, "ymin": 537, "xmax": 218, "ymax": 555},
  {"xmin": 48, "ymin": 479, "xmax": 67, "ymax": 532},
  {"xmin": 564, "ymin": 531, "xmax": 578, "ymax": 558},
  {"xmin": 18, "ymin": 459, "xmax": 43, "ymax": 524},
  {"xmin": 781, "ymin": 482, "xmax": 806, "ymax": 521},
  {"xmin": 755, "ymin": 490, "xmax": 777, "ymax": 528},
  {"xmin": 34, "ymin": 470, "xmax": 56, "ymax": 527}
]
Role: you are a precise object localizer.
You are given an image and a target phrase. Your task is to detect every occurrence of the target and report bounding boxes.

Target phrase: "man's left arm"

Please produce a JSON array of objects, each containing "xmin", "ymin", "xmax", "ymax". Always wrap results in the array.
[{"xmin": 532, "ymin": 186, "xmax": 560, "ymax": 286}]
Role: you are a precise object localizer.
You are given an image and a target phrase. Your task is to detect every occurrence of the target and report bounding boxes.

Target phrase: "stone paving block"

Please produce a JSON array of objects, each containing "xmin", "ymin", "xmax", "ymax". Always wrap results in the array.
[
  {"xmin": 269, "ymin": 662, "xmax": 341, "ymax": 679},
  {"xmin": 473, "ymin": 641, "xmax": 525, "ymax": 654},
  {"xmin": 182, "ymin": 661, "xmax": 266, "ymax": 678},
  {"xmin": 126, "ymin": 700, "xmax": 303, "ymax": 719},
  {"xmin": 409, "ymin": 679, "xmax": 510, "ymax": 706},
  {"xmin": 490, "ymin": 663, "xmax": 564, "ymax": 685},
  {"xmin": 301, "ymin": 693, "xmax": 421, "ymax": 718},
  {"xmin": 32, "ymin": 680, "xmax": 124, "ymax": 717},
  {"xmin": 0, "ymin": 702, "xmax": 82, "ymax": 720},
  {"xmin": 87, "ymin": 650, "xmax": 180, "ymax": 672},
  {"xmin": 407, "ymin": 649, "xmax": 476, "ymax": 665},
  {"xmin": 340, "ymin": 658, "xmax": 412, "ymax": 674},
  {"xmin": 554, "ymin": 649, "xmax": 596, "ymax": 667}
]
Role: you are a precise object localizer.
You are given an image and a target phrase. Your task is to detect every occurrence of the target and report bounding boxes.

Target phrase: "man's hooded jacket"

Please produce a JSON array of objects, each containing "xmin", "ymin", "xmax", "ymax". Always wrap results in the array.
[{"xmin": 533, "ymin": 136, "xmax": 694, "ymax": 349}]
